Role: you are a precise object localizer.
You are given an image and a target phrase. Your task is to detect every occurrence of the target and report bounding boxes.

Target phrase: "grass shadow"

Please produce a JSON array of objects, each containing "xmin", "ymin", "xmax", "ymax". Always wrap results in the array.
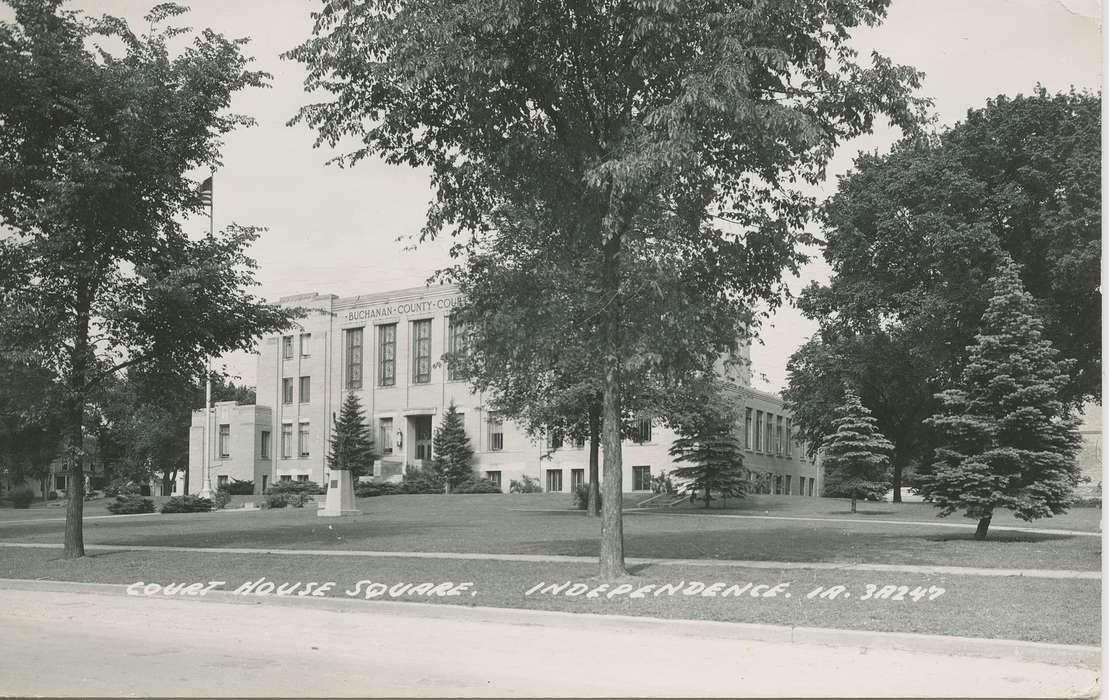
[{"xmin": 925, "ymin": 531, "xmax": 1077, "ymax": 544}]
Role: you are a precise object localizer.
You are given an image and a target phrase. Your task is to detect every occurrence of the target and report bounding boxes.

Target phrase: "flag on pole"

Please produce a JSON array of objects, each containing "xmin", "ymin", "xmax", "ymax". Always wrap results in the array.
[{"xmin": 196, "ymin": 176, "xmax": 213, "ymax": 208}]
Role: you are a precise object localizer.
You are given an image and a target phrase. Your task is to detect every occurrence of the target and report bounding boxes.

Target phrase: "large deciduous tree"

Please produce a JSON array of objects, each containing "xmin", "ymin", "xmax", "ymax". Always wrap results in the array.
[
  {"xmin": 0, "ymin": 1, "xmax": 292, "ymax": 557},
  {"xmin": 919, "ymin": 260, "xmax": 1081, "ymax": 540},
  {"xmin": 790, "ymin": 88, "xmax": 1100, "ymax": 494},
  {"xmin": 289, "ymin": 0, "xmax": 926, "ymax": 579}
]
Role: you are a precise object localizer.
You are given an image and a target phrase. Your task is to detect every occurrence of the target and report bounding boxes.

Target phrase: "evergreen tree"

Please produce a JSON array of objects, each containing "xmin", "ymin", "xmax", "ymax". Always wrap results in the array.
[
  {"xmin": 669, "ymin": 431, "xmax": 748, "ymax": 508},
  {"xmin": 432, "ymin": 402, "xmax": 474, "ymax": 493},
  {"xmin": 668, "ymin": 380, "xmax": 748, "ymax": 508},
  {"xmin": 918, "ymin": 260, "xmax": 1081, "ymax": 540},
  {"xmin": 821, "ymin": 389, "xmax": 893, "ymax": 513},
  {"xmin": 327, "ymin": 393, "xmax": 377, "ymax": 478}
]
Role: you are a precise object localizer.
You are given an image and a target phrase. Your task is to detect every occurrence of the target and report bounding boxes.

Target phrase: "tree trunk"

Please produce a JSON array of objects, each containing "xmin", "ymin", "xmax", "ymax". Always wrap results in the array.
[
  {"xmin": 850, "ymin": 496, "xmax": 857, "ymax": 514},
  {"xmin": 974, "ymin": 516, "xmax": 991, "ymax": 540},
  {"xmin": 63, "ymin": 287, "xmax": 92, "ymax": 559},
  {"xmin": 597, "ymin": 232, "xmax": 625, "ymax": 580},
  {"xmin": 587, "ymin": 399, "xmax": 601, "ymax": 517},
  {"xmin": 891, "ymin": 447, "xmax": 905, "ymax": 503}
]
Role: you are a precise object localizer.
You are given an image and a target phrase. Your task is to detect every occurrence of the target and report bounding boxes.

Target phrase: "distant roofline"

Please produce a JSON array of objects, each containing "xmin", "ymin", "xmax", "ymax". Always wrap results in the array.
[{"xmin": 278, "ymin": 282, "xmax": 460, "ymax": 306}]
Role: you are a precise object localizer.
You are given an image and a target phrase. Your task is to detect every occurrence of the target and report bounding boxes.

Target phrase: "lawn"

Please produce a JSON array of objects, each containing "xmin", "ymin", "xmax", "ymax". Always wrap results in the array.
[
  {"xmin": 0, "ymin": 493, "xmax": 1099, "ymax": 646},
  {"xmin": 0, "ymin": 546, "xmax": 1098, "ymax": 646},
  {"xmin": 0, "ymin": 494, "xmax": 1099, "ymax": 571}
]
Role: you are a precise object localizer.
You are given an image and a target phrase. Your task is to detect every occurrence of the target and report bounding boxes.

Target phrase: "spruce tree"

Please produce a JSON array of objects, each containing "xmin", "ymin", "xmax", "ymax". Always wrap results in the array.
[
  {"xmin": 669, "ymin": 430, "xmax": 748, "ymax": 508},
  {"xmin": 432, "ymin": 402, "xmax": 474, "ymax": 493},
  {"xmin": 821, "ymin": 389, "xmax": 893, "ymax": 513},
  {"xmin": 327, "ymin": 393, "xmax": 377, "ymax": 478},
  {"xmin": 919, "ymin": 260, "xmax": 1081, "ymax": 540}
]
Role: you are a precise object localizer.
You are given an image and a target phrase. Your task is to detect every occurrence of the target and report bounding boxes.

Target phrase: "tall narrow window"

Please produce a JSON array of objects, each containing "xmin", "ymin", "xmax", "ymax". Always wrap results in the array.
[
  {"xmin": 488, "ymin": 413, "xmax": 504, "ymax": 451},
  {"xmin": 784, "ymin": 474, "xmax": 792, "ymax": 495},
  {"xmin": 377, "ymin": 324, "xmax": 396, "ymax": 387},
  {"xmin": 379, "ymin": 417, "xmax": 394, "ymax": 454},
  {"xmin": 298, "ymin": 422, "xmax": 310, "ymax": 457},
  {"xmin": 486, "ymin": 470, "xmax": 502, "ymax": 489},
  {"xmin": 633, "ymin": 417, "xmax": 652, "ymax": 444},
  {"xmin": 344, "ymin": 328, "xmax": 364, "ymax": 390},
  {"xmin": 744, "ymin": 408, "xmax": 753, "ymax": 449},
  {"xmin": 282, "ymin": 336, "xmax": 293, "ymax": 360},
  {"xmin": 808, "ymin": 479, "xmax": 815, "ymax": 497},
  {"xmin": 299, "ymin": 333, "xmax": 311, "ymax": 357},
  {"xmin": 755, "ymin": 410, "xmax": 763, "ymax": 452},
  {"xmin": 261, "ymin": 430, "xmax": 271, "ymax": 459},
  {"xmin": 632, "ymin": 465, "xmax": 652, "ymax": 491},
  {"xmin": 785, "ymin": 418, "xmax": 793, "ymax": 457},
  {"xmin": 299, "ymin": 376, "xmax": 311, "ymax": 404},
  {"xmin": 447, "ymin": 316, "xmax": 467, "ymax": 381},
  {"xmin": 570, "ymin": 469, "xmax": 584, "ymax": 489},
  {"xmin": 218, "ymin": 424, "xmax": 230, "ymax": 458},
  {"xmin": 412, "ymin": 319, "xmax": 432, "ymax": 384},
  {"xmin": 546, "ymin": 469, "xmax": 563, "ymax": 492},
  {"xmin": 767, "ymin": 413, "xmax": 775, "ymax": 455},
  {"xmin": 281, "ymin": 423, "xmax": 293, "ymax": 459},
  {"xmin": 545, "ymin": 427, "xmax": 564, "ymax": 450},
  {"xmin": 776, "ymin": 416, "xmax": 784, "ymax": 456},
  {"xmin": 282, "ymin": 378, "xmax": 293, "ymax": 404}
]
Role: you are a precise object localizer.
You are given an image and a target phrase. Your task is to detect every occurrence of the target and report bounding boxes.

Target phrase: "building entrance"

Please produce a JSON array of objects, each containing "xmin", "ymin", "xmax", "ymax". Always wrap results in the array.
[{"xmin": 411, "ymin": 415, "xmax": 433, "ymax": 465}]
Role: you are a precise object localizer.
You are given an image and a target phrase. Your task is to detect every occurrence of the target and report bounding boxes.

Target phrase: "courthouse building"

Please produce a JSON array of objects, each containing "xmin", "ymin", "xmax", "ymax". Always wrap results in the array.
[{"xmin": 186, "ymin": 284, "xmax": 821, "ymax": 496}]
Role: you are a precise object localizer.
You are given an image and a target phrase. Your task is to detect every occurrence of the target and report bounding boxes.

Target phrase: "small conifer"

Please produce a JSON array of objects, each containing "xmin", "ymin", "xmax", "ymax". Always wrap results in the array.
[
  {"xmin": 821, "ymin": 389, "xmax": 893, "ymax": 513},
  {"xmin": 432, "ymin": 401, "xmax": 475, "ymax": 493},
  {"xmin": 327, "ymin": 393, "xmax": 378, "ymax": 478}
]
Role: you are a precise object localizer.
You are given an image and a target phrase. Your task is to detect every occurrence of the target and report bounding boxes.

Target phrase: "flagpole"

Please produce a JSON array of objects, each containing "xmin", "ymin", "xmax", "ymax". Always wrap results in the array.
[{"xmin": 199, "ymin": 173, "xmax": 215, "ymax": 498}]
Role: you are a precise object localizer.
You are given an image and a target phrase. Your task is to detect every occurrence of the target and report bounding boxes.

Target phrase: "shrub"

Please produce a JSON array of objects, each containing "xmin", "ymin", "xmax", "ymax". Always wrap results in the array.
[
  {"xmin": 402, "ymin": 466, "xmax": 445, "ymax": 494},
  {"xmin": 47, "ymin": 490, "xmax": 59, "ymax": 501},
  {"xmin": 267, "ymin": 479, "xmax": 324, "ymax": 496},
  {"xmin": 160, "ymin": 495, "xmax": 214, "ymax": 514},
  {"xmin": 10, "ymin": 484, "xmax": 35, "ymax": 509},
  {"xmin": 355, "ymin": 481, "xmax": 404, "ymax": 498},
  {"xmin": 571, "ymin": 483, "xmax": 601, "ymax": 510},
  {"xmin": 453, "ymin": 478, "xmax": 502, "ymax": 494},
  {"xmin": 224, "ymin": 478, "xmax": 255, "ymax": 495},
  {"xmin": 509, "ymin": 475, "xmax": 542, "ymax": 493},
  {"xmin": 107, "ymin": 495, "xmax": 155, "ymax": 514},
  {"xmin": 265, "ymin": 492, "xmax": 311, "ymax": 508},
  {"xmin": 213, "ymin": 490, "xmax": 232, "ymax": 510},
  {"xmin": 1071, "ymin": 496, "xmax": 1102, "ymax": 508},
  {"xmin": 104, "ymin": 479, "xmax": 141, "ymax": 498}
]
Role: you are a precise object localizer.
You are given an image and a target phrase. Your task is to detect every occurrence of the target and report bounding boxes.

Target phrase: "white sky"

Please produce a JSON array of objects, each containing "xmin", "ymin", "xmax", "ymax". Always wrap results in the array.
[{"xmin": 12, "ymin": 0, "xmax": 1103, "ymax": 391}]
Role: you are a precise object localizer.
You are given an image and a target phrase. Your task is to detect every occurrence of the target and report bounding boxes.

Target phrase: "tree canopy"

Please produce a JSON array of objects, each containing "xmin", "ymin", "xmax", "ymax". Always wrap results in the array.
[
  {"xmin": 0, "ymin": 0, "xmax": 292, "ymax": 557},
  {"xmin": 289, "ymin": 0, "xmax": 926, "ymax": 578},
  {"xmin": 788, "ymin": 87, "xmax": 1099, "ymax": 497},
  {"xmin": 919, "ymin": 260, "xmax": 1082, "ymax": 540}
]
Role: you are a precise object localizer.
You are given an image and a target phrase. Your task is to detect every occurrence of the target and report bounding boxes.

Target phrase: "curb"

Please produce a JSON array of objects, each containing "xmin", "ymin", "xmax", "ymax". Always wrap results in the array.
[{"xmin": 0, "ymin": 576, "xmax": 1099, "ymax": 671}]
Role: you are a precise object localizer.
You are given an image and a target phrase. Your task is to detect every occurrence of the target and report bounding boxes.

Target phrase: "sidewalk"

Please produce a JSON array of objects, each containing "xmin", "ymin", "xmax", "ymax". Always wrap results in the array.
[{"xmin": 0, "ymin": 581, "xmax": 1100, "ymax": 697}]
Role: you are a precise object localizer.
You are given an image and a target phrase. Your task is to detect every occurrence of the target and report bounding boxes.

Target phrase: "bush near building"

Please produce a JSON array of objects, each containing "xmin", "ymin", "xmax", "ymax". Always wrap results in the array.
[
  {"xmin": 9, "ymin": 484, "xmax": 34, "ymax": 509},
  {"xmin": 264, "ymin": 480, "xmax": 322, "ymax": 508},
  {"xmin": 160, "ymin": 495, "xmax": 213, "ymax": 514},
  {"xmin": 572, "ymin": 483, "xmax": 602, "ymax": 510},
  {"xmin": 510, "ymin": 475, "xmax": 542, "ymax": 493},
  {"xmin": 452, "ymin": 478, "xmax": 501, "ymax": 494},
  {"xmin": 106, "ymin": 495, "xmax": 155, "ymax": 514},
  {"xmin": 223, "ymin": 478, "xmax": 254, "ymax": 495}
]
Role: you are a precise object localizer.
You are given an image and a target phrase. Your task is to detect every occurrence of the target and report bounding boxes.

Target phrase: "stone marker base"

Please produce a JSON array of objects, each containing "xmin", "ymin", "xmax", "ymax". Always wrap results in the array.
[{"xmin": 319, "ymin": 470, "xmax": 361, "ymax": 517}]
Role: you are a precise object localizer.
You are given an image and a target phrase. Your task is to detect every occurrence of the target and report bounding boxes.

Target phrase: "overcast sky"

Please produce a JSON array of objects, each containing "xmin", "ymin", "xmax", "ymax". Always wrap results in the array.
[{"xmin": 25, "ymin": 0, "xmax": 1105, "ymax": 391}]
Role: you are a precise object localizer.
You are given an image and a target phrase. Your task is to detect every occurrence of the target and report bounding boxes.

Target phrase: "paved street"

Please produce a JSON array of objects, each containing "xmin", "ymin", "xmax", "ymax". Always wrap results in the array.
[{"xmin": 0, "ymin": 586, "xmax": 1098, "ymax": 697}]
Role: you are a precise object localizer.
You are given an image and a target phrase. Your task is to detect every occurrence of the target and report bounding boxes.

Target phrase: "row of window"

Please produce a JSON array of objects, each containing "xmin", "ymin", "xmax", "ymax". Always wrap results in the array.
[
  {"xmin": 220, "ymin": 424, "xmax": 311, "ymax": 461},
  {"xmin": 282, "ymin": 333, "xmax": 312, "ymax": 360},
  {"xmin": 537, "ymin": 465, "xmax": 653, "ymax": 492},
  {"xmin": 341, "ymin": 319, "xmax": 467, "ymax": 391},
  {"xmin": 281, "ymin": 376, "xmax": 311, "ymax": 405},
  {"xmin": 744, "ymin": 407, "xmax": 808, "ymax": 459},
  {"xmin": 756, "ymin": 473, "xmax": 817, "ymax": 496}
]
